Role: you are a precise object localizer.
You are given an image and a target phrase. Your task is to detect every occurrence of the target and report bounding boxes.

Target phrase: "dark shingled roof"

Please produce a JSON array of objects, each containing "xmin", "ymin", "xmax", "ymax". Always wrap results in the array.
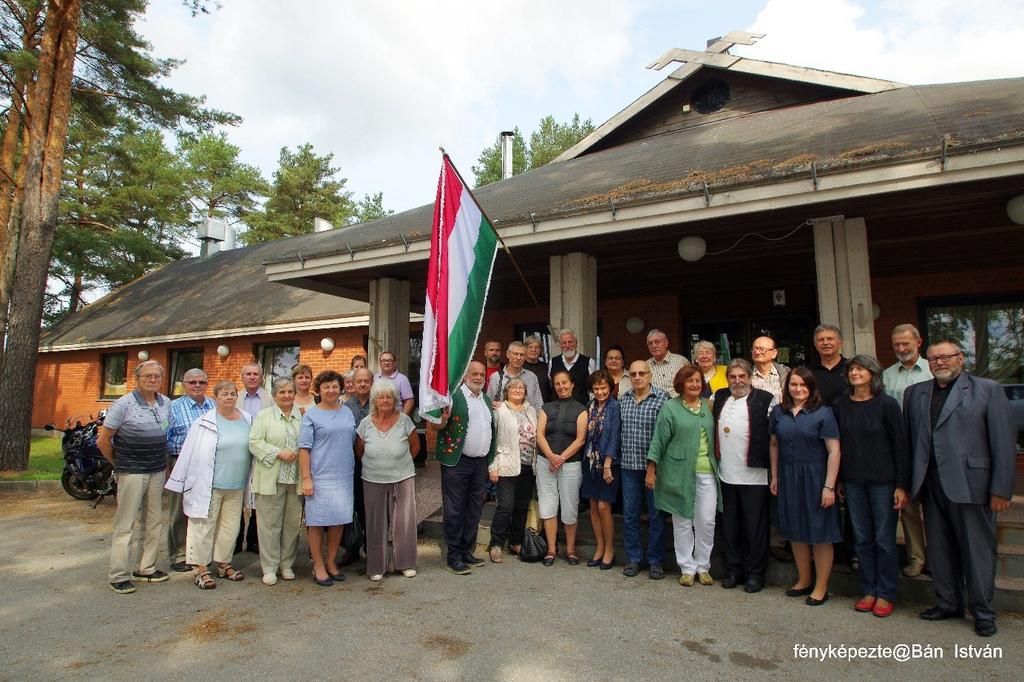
[
  {"xmin": 263, "ymin": 78, "xmax": 1024, "ymax": 266},
  {"xmin": 40, "ymin": 238, "xmax": 367, "ymax": 348}
]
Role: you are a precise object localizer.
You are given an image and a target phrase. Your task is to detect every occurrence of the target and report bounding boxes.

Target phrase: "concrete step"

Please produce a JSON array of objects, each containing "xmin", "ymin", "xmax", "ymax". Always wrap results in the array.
[{"xmin": 422, "ymin": 502, "xmax": 1024, "ymax": 612}]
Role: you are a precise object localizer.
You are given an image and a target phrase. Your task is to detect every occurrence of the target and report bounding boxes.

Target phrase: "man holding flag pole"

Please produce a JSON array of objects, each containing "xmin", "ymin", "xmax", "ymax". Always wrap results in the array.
[{"xmin": 421, "ymin": 152, "xmax": 503, "ymax": 574}]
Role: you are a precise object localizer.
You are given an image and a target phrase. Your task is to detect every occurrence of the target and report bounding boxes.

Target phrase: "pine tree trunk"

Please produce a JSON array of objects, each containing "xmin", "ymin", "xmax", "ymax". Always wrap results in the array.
[{"xmin": 0, "ymin": 0, "xmax": 81, "ymax": 471}]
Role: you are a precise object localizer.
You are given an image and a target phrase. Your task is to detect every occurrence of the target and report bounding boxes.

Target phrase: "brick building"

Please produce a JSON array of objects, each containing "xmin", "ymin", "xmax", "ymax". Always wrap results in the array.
[{"xmin": 34, "ymin": 35, "xmax": 1024, "ymax": 428}]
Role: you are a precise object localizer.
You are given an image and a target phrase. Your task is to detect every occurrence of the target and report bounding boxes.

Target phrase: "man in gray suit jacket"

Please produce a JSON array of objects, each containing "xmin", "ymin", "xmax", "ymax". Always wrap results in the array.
[{"xmin": 905, "ymin": 340, "xmax": 1015, "ymax": 637}]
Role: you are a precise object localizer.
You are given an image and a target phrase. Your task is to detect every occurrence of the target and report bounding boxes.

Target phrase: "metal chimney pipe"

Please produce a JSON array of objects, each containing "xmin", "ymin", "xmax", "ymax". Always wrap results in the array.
[
  {"xmin": 198, "ymin": 217, "xmax": 226, "ymax": 259},
  {"xmin": 500, "ymin": 131, "xmax": 514, "ymax": 180},
  {"xmin": 222, "ymin": 226, "xmax": 236, "ymax": 251}
]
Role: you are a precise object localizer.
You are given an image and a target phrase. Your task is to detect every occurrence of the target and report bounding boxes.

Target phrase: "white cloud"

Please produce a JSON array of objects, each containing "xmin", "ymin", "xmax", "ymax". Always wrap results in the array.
[
  {"xmin": 736, "ymin": 0, "xmax": 1024, "ymax": 85},
  {"xmin": 140, "ymin": 0, "xmax": 637, "ymax": 213}
]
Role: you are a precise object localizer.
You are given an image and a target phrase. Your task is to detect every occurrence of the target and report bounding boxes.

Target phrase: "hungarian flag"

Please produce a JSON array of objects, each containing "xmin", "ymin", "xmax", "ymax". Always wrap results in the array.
[{"xmin": 418, "ymin": 155, "xmax": 499, "ymax": 422}]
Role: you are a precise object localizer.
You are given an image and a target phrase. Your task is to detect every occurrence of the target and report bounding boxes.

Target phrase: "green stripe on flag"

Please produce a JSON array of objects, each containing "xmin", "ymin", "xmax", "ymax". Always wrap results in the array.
[{"xmin": 447, "ymin": 215, "xmax": 499, "ymax": 388}]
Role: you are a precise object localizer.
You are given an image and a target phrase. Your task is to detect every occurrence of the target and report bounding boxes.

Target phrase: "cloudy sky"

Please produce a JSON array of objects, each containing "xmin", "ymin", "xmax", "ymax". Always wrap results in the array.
[{"xmin": 140, "ymin": 0, "xmax": 1024, "ymax": 217}]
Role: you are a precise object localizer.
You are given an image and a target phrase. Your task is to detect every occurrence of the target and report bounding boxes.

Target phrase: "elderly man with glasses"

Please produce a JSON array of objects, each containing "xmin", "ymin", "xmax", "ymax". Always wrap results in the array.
[
  {"xmin": 376, "ymin": 351, "xmax": 415, "ymax": 416},
  {"xmin": 749, "ymin": 336, "xmax": 789, "ymax": 404},
  {"xmin": 165, "ymin": 368, "xmax": 216, "ymax": 571}
]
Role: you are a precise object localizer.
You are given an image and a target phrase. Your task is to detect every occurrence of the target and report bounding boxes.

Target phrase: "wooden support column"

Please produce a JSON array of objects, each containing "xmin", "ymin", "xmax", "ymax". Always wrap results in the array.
[
  {"xmin": 813, "ymin": 217, "xmax": 876, "ymax": 356},
  {"xmin": 368, "ymin": 278, "xmax": 410, "ymax": 374},
  {"xmin": 549, "ymin": 252, "xmax": 597, "ymax": 357}
]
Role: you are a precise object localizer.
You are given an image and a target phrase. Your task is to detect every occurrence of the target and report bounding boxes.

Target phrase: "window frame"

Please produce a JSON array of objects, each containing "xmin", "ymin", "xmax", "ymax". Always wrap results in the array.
[
  {"xmin": 168, "ymin": 347, "xmax": 205, "ymax": 398},
  {"xmin": 256, "ymin": 341, "xmax": 301, "ymax": 392},
  {"xmin": 100, "ymin": 352, "xmax": 129, "ymax": 400}
]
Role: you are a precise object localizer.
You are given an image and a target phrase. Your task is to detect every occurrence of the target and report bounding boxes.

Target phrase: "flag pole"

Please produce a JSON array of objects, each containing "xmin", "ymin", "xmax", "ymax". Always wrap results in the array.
[{"xmin": 439, "ymin": 149, "xmax": 545, "ymax": 312}]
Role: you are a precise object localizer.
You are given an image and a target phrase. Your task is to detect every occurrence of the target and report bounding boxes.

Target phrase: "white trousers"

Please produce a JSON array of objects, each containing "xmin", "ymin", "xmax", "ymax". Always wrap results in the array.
[
  {"xmin": 186, "ymin": 488, "xmax": 244, "ymax": 567},
  {"xmin": 535, "ymin": 461, "xmax": 582, "ymax": 524},
  {"xmin": 672, "ymin": 473, "xmax": 718, "ymax": 574}
]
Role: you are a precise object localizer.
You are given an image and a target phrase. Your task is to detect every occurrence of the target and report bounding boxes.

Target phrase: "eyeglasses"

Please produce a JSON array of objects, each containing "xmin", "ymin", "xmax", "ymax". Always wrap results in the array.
[
  {"xmin": 751, "ymin": 346, "xmax": 776, "ymax": 354},
  {"xmin": 926, "ymin": 352, "xmax": 962, "ymax": 364},
  {"xmin": 185, "ymin": 380, "xmax": 208, "ymax": 385},
  {"xmin": 628, "ymin": 371, "xmax": 650, "ymax": 377},
  {"xmin": 139, "ymin": 374, "xmax": 162, "ymax": 380}
]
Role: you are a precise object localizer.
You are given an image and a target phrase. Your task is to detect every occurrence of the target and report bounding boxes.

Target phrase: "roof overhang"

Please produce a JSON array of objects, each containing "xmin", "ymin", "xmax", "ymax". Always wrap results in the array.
[{"xmin": 266, "ymin": 143, "xmax": 1024, "ymax": 289}]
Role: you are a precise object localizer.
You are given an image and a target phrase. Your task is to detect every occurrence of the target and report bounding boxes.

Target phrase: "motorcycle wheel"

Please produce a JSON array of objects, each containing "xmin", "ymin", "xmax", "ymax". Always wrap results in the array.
[{"xmin": 61, "ymin": 470, "xmax": 99, "ymax": 500}]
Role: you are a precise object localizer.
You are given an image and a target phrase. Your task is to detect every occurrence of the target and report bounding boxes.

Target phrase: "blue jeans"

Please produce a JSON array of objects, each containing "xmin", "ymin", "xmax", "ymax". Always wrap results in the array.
[
  {"xmin": 844, "ymin": 482, "xmax": 899, "ymax": 600},
  {"xmin": 621, "ymin": 469, "xmax": 666, "ymax": 565}
]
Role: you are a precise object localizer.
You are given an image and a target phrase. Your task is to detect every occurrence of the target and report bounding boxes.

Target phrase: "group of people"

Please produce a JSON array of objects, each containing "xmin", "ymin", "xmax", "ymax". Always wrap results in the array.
[
  {"xmin": 100, "ymin": 352, "xmax": 421, "ymax": 595},
  {"xmin": 97, "ymin": 323, "xmax": 1016, "ymax": 639},
  {"xmin": 448, "ymin": 326, "xmax": 1016, "ymax": 638}
]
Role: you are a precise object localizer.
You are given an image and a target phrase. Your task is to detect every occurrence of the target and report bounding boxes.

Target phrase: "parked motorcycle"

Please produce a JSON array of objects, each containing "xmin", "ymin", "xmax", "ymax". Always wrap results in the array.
[{"xmin": 45, "ymin": 412, "xmax": 116, "ymax": 506}]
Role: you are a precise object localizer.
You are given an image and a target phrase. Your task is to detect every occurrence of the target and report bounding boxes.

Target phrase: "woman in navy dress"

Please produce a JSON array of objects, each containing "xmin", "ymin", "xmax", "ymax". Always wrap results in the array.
[
  {"xmin": 580, "ymin": 370, "xmax": 621, "ymax": 569},
  {"xmin": 769, "ymin": 367, "xmax": 841, "ymax": 606},
  {"xmin": 299, "ymin": 370, "xmax": 356, "ymax": 586}
]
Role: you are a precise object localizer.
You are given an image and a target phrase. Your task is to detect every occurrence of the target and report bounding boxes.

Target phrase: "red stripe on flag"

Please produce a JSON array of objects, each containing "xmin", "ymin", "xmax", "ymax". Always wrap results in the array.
[{"xmin": 427, "ymin": 158, "xmax": 465, "ymax": 396}]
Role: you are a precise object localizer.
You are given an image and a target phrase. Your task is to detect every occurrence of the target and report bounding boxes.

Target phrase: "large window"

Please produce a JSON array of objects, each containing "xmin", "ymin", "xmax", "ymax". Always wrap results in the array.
[
  {"xmin": 169, "ymin": 348, "xmax": 205, "ymax": 397},
  {"xmin": 100, "ymin": 353, "xmax": 128, "ymax": 399},
  {"xmin": 922, "ymin": 295, "xmax": 1024, "ymax": 383},
  {"xmin": 257, "ymin": 342, "xmax": 300, "ymax": 391}
]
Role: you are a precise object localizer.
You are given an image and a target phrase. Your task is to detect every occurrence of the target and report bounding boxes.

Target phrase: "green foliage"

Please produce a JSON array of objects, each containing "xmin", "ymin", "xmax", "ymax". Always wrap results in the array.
[
  {"xmin": 179, "ymin": 132, "xmax": 268, "ymax": 223},
  {"xmin": 471, "ymin": 114, "xmax": 594, "ymax": 187},
  {"xmin": 241, "ymin": 144, "xmax": 356, "ymax": 244},
  {"xmin": 351, "ymin": 191, "xmax": 394, "ymax": 225}
]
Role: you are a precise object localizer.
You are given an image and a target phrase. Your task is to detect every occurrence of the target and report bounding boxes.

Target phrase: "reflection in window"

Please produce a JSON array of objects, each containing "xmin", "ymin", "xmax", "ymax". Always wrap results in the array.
[
  {"xmin": 925, "ymin": 298, "xmax": 1024, "ymax": 383},
  {"xmin": 258, "ymin": 342, "xmax": 300, "ymax": 391},
  {"xmin": 169, "ymin": 348, "xmax": 205, "ymax": 397},
  {"xmin": 101, "ymin": 353, "xmax": 128, "ymax": 399}
]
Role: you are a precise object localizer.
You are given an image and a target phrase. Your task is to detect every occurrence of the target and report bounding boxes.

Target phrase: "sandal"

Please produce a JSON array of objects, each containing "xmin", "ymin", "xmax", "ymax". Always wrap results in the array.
[
  {"xmin": 217, "ymin": 564, "xmax": 244, "ymax": 581},
  {"xmin": 542, "ymin": 553, "xmax": 555, "ymax": 567},
  {"xmin": 194, "ymin": 570, "xmax": 216, "ymax": 589},
  {"xmin": 566, "ymin": 552, "xmax": 580, "ymax": 566}
]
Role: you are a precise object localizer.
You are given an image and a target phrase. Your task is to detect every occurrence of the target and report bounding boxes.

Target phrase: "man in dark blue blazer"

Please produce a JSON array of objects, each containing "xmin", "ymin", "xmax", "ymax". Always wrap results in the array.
[{"xmin": 904, "ymin": 340, "xmax": 1016, "ymax": 637}]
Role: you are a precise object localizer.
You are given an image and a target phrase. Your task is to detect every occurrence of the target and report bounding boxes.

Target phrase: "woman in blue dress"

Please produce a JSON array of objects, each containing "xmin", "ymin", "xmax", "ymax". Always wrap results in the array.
[
  {"xmin": 299, "ymin": 370, "xmax": 356, "ymax": 586},
  {"xmin": 769, "ymin": 367, "xmax": 841, "ymax": 606},
  {"xmin": 579, "ymin": 370, "xmax": 621, "ymax": 569}
]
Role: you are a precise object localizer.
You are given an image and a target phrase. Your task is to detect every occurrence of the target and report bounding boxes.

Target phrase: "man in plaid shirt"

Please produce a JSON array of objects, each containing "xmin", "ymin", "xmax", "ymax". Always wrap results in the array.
[
  {"xmin": 165, "ymin": 368, "xmax": 214, "ymax": 571},
  {"xmin": 619, "ymin": 360, "xmax": 669, "ymax": 579}
]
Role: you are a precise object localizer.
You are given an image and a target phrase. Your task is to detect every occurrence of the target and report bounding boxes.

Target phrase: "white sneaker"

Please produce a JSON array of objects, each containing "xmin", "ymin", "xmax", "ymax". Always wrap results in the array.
[
  {"xmin": 262, "ymin": 573, "xmax": 278, "ymax": 586},
  {"xmin": 402, "ymin": 568, "xmax": 417, "ymax": 578},
  {"xmin": 369, "ymin": 574, "xmax": 384, "ymax": 582},
  {"xmin": 280, "ymin": 568, "xmax": 295, "ymax": 580}
]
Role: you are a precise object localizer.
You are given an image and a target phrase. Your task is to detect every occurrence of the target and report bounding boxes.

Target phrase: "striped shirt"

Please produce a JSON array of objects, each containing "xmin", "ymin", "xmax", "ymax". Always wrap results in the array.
[
  {"xmin": 104, "ymin": 390, "xmax": 170, "ymax": 474},
  {"xmin": 619, "ymin": 386, "xmax": 669, "ymax": 470},
  {"xmin": 167, "ymin": 395, "xmax": 215, "ymax": 457},
  {"xmin": 649, "ymin": 352, "xmax": 689, "ymax": 397}
]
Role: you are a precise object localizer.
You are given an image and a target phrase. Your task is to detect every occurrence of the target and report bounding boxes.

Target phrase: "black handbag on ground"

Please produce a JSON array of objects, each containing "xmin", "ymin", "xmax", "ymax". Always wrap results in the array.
[
  {"xmin": 342, "ymin": 512, "xmax": 364, "ymax": 554},
  {"xmin": 519, "ymin": 527, "xmax": 548, "ymax": 563}
]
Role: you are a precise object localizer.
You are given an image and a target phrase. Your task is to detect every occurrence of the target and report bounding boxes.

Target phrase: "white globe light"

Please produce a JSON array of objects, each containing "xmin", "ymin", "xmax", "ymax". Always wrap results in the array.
[
  {"xmin": 626, "ymin": 317, "xmax": 645, "ymax": 334},
  {"xmin": 320, "ymin": 337, "xmax": 335, "ymax": 352},
  {"xmin": 1007, "ymin": 195, "xmax": 1024, "ymax": 225},
  {"xmin": 216, "ymin": 344, "xmax": 230, "ymax": 358},
  {"xmin": 677, "ymin": 236, "xmax": 707, "ymax": 262},
  {"xmin": 137, "ymin": 350, "xmax": 149, "ymax": 361}
]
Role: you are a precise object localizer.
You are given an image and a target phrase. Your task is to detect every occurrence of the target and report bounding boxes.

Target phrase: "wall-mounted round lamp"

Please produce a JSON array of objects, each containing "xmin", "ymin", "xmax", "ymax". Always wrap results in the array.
[
  {"xmin": 677, "ymin": 236, "xmax": 707, "ymax": 262},
  {"xmin": 320, "ymin": 337, "xmax": 335, "ymax": 353},
  {"xmin": 216, "ymin": 344, "xmax": 230, "ymax": 358},
  {"xmin": 1007, "ymin": 194, "xmax": 1024, "ymax": 225},
  {"xmin": 137, "ymin": 350, "xmax": 149, "ymax": 361},
  {"xmin": 626, "ymin": 317, "xmax": 645, "ymax": 334}
]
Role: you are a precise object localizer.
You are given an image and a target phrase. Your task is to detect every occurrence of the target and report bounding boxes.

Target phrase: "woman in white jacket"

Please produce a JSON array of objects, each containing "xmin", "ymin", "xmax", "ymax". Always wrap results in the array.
[
  {"xmin": 486, "ymin": 377, "xmax": 538, "ymax": 563},
  {"xmin": 166, "ymin": 381, "xmax": 253, "ymax": 589}
]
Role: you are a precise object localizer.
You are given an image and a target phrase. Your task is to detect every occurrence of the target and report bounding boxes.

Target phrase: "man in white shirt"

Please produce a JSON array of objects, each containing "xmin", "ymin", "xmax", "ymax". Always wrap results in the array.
[
  {"xmin": 646, "ymin": 329, "xmax": 689, "ymax": 397},
  {"xmin": 712, "ymin": 359, "xmax": 775, "ymax": 593},
  {"xmin": 882, "ymin": 323, "xmax": 933, "ymax": 578}
]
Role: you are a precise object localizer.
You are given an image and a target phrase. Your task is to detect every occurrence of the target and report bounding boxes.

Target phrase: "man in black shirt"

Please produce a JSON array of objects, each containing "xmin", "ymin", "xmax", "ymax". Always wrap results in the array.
[{"xmin": 810, "ymin": 324, "xmax": 848, "ymax": 407}]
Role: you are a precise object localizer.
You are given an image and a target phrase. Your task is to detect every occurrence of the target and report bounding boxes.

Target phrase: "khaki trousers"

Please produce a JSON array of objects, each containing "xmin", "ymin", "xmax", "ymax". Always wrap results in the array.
[
  {"xmin": 255, "ymin": 484, "xmax": 302, "ymax": 576},
  {"xmin": 108, "ymin": 471, "xmax": 165, "ymax": 582},
  {"xmin": 186, "ymin": 488, "xmax": 243, "ymax": 567},
  {"xmin": 901, "ymin": 498, "xmax": 927, "ymax": 566}
]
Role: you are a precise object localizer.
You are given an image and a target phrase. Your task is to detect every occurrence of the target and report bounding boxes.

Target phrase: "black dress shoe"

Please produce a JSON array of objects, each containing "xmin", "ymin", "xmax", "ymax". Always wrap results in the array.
[
  {"xmin": 599, "ymin": 558, "xmax": 615, "ymax": 570},
  {"xmin": 721, "ymin": 573, "xmax": 743, "ymax": 589},
  {"xmin": 974, "ymin": 620, "xmax": 997, "ymax": 637},
  {"xmin": 805, "ymin": 593, "xmax": 830, "ymax": 606},
  {"xmin": 744, "ymin": 576, "xmax": 764, "ymax": 593},
  {"xmin": 463, "ymin": 553, "xmax": 485, "ymax": 568},
  {"xmin": 170, "ymin": 561, "xmax": 191, "ymax": 573},
  {"xmin": 587, "ymin": 558, "xmax": 601, "ymax": 567},
  {"xmin": 446, "ymin": 560, "xmax": 471, "ymax": 575},
  {"xmin": 622, "ymin": 562, "xmax": 639, "ymax": 577},
  {"xmin": 919, "ymin": 606, "xmax": 964, "ymax": 621},
  {"xmin": 785, "ymin": 585, "xmax": 814, "ymax": 597}
]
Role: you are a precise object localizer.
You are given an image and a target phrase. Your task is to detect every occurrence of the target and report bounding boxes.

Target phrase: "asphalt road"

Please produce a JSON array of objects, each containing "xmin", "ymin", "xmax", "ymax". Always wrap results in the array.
[{"xmin": 0, "ymin": 490, "xmax": 1019, "ymax": 681}]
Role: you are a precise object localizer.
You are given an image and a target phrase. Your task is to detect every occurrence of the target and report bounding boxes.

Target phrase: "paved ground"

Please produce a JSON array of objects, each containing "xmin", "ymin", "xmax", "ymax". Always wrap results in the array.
[{"xmin": 0, "ymin": 489, "xmax": 1020, "ymax": 681}]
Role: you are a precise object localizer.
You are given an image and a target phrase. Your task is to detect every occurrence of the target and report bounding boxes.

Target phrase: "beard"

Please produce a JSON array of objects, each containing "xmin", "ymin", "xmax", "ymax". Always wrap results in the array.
[
  {"xmin": 563, "ymin": 348, "xmax": 577, "ymax": 361},
  {"xmin": 895, "ymin": 349, "xmax": 916, "ymax": 363}
]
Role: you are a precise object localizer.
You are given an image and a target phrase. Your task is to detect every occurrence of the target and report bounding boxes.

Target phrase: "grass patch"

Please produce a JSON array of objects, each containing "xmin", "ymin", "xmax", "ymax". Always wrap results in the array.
[{"xmin": 0, "ymin": 436, "xmax": 64, "ymax": 481}]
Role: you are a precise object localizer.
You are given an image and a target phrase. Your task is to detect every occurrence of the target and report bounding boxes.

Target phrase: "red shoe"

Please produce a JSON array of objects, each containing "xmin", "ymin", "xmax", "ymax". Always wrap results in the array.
[
  {"xmin": 854, "ymin": 596, "xmax": 876, "ymax": 612},
  {"xmin": 872, "ymin": 601, "xmax": 895, "ymax": 618}
]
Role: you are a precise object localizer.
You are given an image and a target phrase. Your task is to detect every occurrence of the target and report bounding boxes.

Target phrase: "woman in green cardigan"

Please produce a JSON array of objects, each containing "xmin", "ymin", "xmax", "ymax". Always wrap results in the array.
[{"xmin": 646, "ymin": 365, "xmax": 722, "ymax": 587}]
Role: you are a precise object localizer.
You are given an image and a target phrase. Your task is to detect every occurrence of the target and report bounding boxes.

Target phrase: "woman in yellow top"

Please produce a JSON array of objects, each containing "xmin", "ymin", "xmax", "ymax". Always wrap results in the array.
[
  {"xmin": 694, "ymin": 340, "xmax": 729, "ymax": 400},
  {"xmin": 646, "ymin": 365, "xmax": 722, "ymax": 586}
]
